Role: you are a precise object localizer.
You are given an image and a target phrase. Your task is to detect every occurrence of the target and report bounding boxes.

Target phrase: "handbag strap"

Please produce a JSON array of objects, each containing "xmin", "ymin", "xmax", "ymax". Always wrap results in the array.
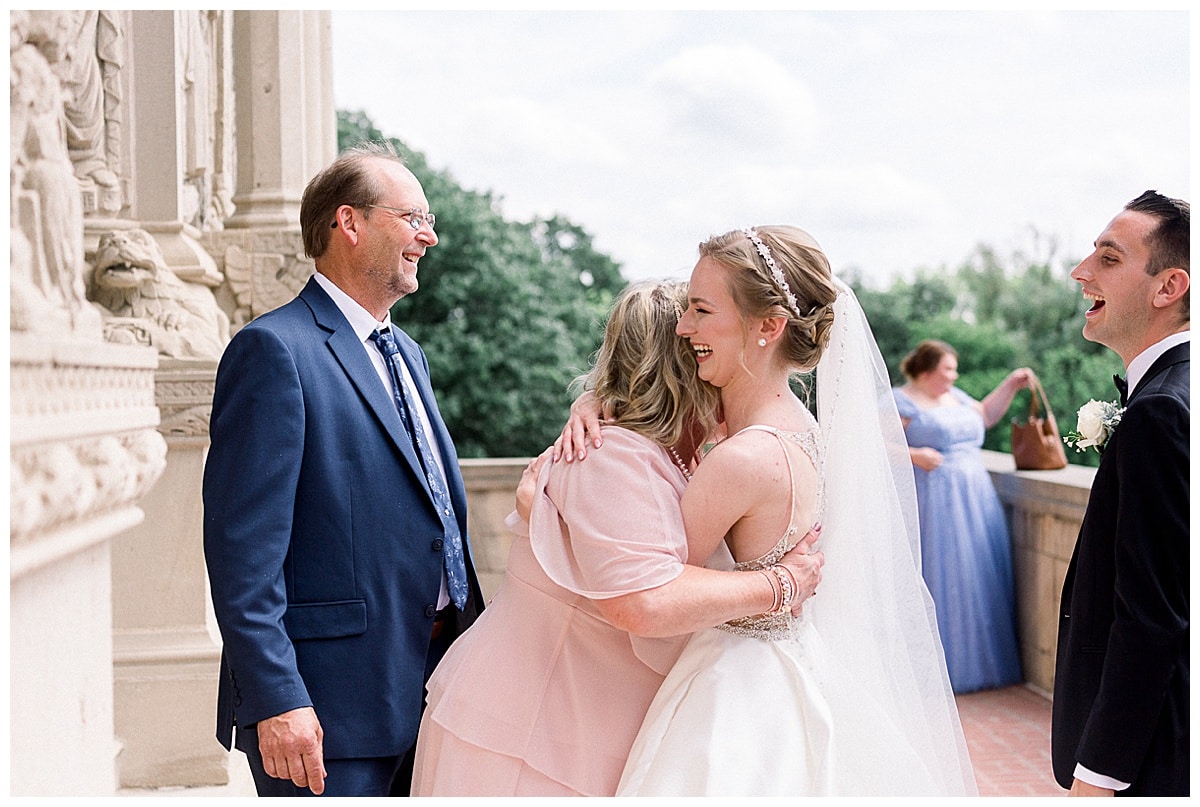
[{"xmin": 1028, "ymin": 372, "xmax": 1054, "ymax": 420}]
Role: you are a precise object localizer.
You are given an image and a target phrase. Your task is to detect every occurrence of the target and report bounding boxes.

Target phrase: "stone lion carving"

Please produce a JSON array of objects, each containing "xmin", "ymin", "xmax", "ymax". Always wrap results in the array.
[{"xmin": 89, "ymin": 228, "xmax": 230, "ymax": 360}]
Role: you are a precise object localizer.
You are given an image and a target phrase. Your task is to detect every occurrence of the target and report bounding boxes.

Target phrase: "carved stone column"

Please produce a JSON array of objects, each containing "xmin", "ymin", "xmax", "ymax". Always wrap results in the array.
[
  {"xmin": 204, "ymin": 10, "xmax": 333, "ymax": 330},
  {"xmin": 225, "ymin": 10, "xmax": 333, "ymax": 231},
  {"xmin": 111, "ymin": 360, "xmax": 227, "ymax": 788},
  {"xmin": 123, "ymin": 11, "xmax": 223, "ymax": 291}
]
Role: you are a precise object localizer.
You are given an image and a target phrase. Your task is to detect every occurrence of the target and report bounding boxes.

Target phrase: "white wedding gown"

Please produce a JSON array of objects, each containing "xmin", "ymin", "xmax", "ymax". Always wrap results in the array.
[
  {"xmin": 619, "ymin": 418, "xmax": 976, "ymax": 796},
  {"xmin": 620, "ymin": 282, "xmax": 976, "ymax": 796}
]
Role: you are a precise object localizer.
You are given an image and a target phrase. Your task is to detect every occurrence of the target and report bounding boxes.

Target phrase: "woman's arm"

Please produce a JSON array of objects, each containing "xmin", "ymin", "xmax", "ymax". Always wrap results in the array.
[
  {"xmin": 979, "ymin": 367, "xmax": 1033, "ymax": 428},
  {"xmin": 909, "ymin": 445, "xmax": 944, "ymax": 471},
  {"xmin": 595, "ymin": 528, "xmax": 822, "ymax": 638},
  {"xmin": 597, "ymin": 432, "xmax": 824, "ymax": 638},
  {"xmin": 527, "ymin": 425, "xmax": 824, "ymax": 639}
]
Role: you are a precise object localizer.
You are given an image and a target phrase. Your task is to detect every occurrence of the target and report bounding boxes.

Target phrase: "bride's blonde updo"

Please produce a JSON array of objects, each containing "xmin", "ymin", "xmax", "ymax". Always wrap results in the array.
[
  {"xmin": 698, "ymin": 225, "xmax": 839, "ymax": 372},
  {"xmin": 579, "ymin": 280, "xmax": 720, "ymax": 449}
]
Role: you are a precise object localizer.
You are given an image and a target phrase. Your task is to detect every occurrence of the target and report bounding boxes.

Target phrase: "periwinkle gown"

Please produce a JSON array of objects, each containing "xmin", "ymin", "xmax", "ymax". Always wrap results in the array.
[
  {"xmin": 893, "ymin": 386, "xmax": 1022, "ymax": 693},
  {"xmin": 411, "ymin": 427, "xmax": 691, "ymax": 796}
]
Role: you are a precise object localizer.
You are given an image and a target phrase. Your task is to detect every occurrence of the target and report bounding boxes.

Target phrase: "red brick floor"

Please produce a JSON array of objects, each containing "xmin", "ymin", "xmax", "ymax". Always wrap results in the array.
[{"xmin": 956, "ymin": 684, "xmax": 1064, "ymax": 797}]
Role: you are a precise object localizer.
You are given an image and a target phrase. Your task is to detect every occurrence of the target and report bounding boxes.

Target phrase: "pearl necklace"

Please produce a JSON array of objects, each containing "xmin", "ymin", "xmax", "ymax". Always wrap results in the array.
[{"xmin": 667, "ymin": 446, "xmax": 693, "ymax": 480}]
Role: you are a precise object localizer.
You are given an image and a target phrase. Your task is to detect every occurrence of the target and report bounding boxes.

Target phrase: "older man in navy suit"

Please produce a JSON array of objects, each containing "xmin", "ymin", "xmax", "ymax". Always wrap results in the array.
[
  {"xmin": 1052, "ymin": 190, "xmax": 1189, "ymax": 796},
  {"xmin": 203, "ymin": 142, "xmax": 483, "ymax": 796}
]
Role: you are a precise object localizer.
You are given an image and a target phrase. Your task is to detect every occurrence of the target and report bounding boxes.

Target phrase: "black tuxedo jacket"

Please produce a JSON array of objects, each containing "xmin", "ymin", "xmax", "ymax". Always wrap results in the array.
[{"xmin": 1052, "ymin": 342, "xmax": 1189, "ymax": 795}]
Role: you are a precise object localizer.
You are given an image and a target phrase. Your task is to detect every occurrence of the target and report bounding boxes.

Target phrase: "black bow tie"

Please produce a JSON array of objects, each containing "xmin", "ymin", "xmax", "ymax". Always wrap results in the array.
[{"xmin": 1113, "ymin": 374, "xmax": 1128, "ymax": 406}]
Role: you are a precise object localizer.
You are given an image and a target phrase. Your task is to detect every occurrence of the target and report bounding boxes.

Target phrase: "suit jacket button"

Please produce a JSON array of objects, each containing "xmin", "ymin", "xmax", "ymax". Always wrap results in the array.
[
  {"xmin": 432, "ymin": 538, "xmax": 443, "ymax": 551},
  {"xmin": 424, "ymin": 605, "xmax": 437, "ymax": 618}
]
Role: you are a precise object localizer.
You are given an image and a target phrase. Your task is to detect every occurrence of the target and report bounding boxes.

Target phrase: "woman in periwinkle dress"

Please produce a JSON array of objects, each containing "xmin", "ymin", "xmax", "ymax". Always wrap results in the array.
[{"xmin": 893, "ymin": 339, "xmax": 1031, "ymax": 693}]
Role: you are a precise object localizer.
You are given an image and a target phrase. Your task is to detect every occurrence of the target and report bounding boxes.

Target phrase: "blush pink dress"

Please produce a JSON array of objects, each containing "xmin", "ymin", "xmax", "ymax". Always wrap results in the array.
[{"xmin": 411, "ymin": 427, "xmax": 691, "ymax": 796}]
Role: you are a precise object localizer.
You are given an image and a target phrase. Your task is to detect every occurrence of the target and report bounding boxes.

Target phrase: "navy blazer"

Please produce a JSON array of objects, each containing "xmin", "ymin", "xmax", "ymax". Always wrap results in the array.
[
  {"xmin": 1052, "ymin": 342, "xmax": 1189, "ymax": 795},
  {"xmin": 203, "ymin": 277, "xmax": 483, "ymax": 760}
]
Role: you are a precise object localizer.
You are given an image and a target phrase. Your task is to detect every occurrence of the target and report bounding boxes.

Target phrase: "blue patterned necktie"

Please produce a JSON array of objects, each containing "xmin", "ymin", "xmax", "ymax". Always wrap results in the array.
[
  {"xmin": 370, "ymin": 328, "xmax": 469, "ymax": 610},
  {"xmin": 1113, "ymin": 374, "xmax": 1128, "ymax": 407}
]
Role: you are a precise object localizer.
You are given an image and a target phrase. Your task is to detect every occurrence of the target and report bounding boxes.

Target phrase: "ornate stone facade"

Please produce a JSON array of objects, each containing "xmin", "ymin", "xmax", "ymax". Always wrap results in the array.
[{"xmin": 9, "ymin": 10, "xmax": 335, "ymax": 795}]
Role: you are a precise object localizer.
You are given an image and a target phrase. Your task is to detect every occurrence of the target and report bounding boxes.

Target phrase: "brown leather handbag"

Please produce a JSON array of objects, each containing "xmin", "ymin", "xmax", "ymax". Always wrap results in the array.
[{"xmin": 1011, "ymin": 374, "xmax": 1068, "ymax": 470}]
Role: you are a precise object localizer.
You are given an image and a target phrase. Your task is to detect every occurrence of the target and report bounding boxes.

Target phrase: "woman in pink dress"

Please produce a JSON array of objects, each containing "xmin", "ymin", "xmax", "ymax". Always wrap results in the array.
[{"xmin": 410, "ymin": 280, "xmax": 823, "ymax": 796}]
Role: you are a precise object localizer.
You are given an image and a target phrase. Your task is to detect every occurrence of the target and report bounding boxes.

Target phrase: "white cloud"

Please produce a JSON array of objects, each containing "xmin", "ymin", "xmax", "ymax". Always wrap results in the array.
[
  {"xmin": 648, "ymin": 43, "xmax": 820, "ymax": 155},
  {"xmin": 456, "ymin": 96, "xmax": 625, "ymax": 168}
]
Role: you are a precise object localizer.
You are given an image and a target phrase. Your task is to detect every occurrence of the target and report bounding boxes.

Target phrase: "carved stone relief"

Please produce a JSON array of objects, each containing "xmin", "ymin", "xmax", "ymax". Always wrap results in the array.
[
  {"xmin": 47, "ymin": 10, "xmax": 126, "ymax": 217},
  {"xmin": 203, "ymin": 229, "xmax": 313, "ymax": 330},
  {"xmin": 10, "ymin": 430, "xmax": 167, "ymax": 545},
  {"xmin": 10, "ymin": 11, "xmax": 104, "ymax": 338},
  {"xmin": 10, "ymin": 341, "xmax": 165, "ymax": 548},
  {"xmin": 155, "ymin": 361, "xmax": 218, "ymax": 440},
  {"xmin": 88, "ymin": 228, "xmax": 231, "ymax": 360}
]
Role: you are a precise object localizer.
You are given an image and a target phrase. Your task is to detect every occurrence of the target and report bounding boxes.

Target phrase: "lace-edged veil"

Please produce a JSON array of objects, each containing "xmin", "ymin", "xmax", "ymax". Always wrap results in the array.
[{"xmin": 809, "ymin": 278, "xmax": 977, "ymax": 794}]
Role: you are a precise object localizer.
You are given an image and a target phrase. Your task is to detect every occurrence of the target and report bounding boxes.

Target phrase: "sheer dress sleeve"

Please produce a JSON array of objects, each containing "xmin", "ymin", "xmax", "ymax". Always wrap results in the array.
[{"xmin": 529, "ymin": 426, "xmax": 689, "ymax": 599}]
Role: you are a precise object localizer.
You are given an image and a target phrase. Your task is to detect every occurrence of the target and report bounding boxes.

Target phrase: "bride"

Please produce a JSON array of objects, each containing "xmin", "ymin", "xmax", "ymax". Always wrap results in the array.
[{"xmin": 592, "ymin": 226, "xmax": 976, "ymax": 795}]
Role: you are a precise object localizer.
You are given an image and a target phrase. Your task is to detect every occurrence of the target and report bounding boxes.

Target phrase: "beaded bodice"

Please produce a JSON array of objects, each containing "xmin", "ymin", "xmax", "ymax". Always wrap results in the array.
[{"xmin": 718, "ymin": 424, "xmax": 823, "ymax": 641}]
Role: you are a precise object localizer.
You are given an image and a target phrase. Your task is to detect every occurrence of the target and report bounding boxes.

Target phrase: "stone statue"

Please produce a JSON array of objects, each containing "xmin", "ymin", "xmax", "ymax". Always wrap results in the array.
[
  {"xmin": 89, "ymin": 228, "xmax": 230, "ymax": 360},
  {"xmin": 49, "ymin": 10, "xmax": 125, "ymax": 215},
  {"xmin": 10, "ymin": 10, "xmax": 103, "ymax": 336}
]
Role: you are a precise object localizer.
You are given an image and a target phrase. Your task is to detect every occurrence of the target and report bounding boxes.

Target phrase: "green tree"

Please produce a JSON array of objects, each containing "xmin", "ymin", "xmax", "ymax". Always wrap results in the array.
[{"xmin": 337, "ymin": 109, "xmax": 622, "ymax": 457}]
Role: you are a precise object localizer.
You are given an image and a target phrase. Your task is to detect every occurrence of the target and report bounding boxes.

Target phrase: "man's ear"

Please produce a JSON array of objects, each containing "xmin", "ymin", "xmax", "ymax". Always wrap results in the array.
[
  {"xmin": 331, "ymin": 205, "xmax": 362, "ymax": 246},
  {"xmin": 1152, "ymin": 267, "xmax": 1190, "ymax": 310}
]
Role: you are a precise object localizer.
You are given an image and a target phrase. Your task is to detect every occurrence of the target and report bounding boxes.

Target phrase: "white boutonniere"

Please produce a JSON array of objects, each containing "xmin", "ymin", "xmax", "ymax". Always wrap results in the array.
[{"xmin": 1063, "ymin": 399, "xmax": 1125, "ymax": 453}]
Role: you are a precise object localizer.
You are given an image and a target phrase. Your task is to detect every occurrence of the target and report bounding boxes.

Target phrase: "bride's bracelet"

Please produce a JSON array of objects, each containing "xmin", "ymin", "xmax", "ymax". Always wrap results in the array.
[
  {"xmin": 768, "ymin": 564, "xmax": 795, "ymax": 616},
  {"xmin": 759, "ymin": 569, "xmax": 782, "ymax": 615},
  {"xmin": 777, "ymin": 563, "xmax": 799, "ymax": 602}
]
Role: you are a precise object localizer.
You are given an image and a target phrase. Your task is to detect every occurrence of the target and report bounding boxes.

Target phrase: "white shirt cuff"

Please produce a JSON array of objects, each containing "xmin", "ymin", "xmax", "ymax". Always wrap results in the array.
[{"xmin": 1073, "ymin": 763, "xmax": 1130, "ymax": 791}]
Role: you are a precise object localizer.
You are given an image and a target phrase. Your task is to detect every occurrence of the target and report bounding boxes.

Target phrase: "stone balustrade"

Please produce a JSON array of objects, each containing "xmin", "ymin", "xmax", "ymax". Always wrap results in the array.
[{"xmin": 980, "ymin": 450, "xmax": 1093, "ymax": 694}]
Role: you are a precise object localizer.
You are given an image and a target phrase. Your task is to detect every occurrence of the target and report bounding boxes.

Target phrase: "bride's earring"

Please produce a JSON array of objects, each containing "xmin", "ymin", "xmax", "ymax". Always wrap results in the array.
[{"xmin": 758, "ymin": 338, "xmax": 767, "ymax": 347}]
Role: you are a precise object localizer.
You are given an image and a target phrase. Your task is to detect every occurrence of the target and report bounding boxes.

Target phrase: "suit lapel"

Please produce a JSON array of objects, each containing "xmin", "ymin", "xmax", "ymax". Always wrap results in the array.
[
  {"xmin": 299, "ymin": 280, "xmax": 430, "ymax": 490},
  {"xmin": 1128, "ymin": 342, "xmax": 1190, "ymax": 405}
]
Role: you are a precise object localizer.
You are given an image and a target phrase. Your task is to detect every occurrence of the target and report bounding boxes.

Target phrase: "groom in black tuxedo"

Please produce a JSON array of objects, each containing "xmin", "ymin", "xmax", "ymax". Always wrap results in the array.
[{"xmin": 1052, "ymin": 190, "xmax": 1189, "ymax": 796}]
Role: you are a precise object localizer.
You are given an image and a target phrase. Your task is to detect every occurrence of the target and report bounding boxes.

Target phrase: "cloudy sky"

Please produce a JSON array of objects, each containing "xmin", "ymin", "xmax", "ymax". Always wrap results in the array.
[{"xmin": 331, "ymin": 9, "xmax": 1189, "ymax": 287}]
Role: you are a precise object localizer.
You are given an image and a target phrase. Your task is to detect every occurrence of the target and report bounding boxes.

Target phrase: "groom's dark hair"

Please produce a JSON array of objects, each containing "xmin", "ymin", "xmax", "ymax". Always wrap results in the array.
[
  {"xmin": 1126, "ymin": 189, "xmax": 1189, "ymax": 318},
  {"xmin": 1126, "ymin": 190, "xmax": 1189, "ymax": 277}
]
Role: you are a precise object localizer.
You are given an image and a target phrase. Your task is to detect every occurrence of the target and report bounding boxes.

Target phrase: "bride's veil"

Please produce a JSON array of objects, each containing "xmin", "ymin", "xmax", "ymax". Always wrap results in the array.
[{"xmin": 809, "ymin": 278, "xmax": 978, "ymax": 794}]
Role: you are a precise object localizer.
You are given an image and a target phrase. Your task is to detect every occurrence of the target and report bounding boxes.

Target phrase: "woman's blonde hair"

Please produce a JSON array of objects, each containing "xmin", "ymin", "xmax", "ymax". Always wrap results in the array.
[
  {"xmin": 698, "ymin": 225, "xmax": 839, "ymax": 372},
  {"xmin": 579, "ymin": 280, "xmax": 720, "ymax": 448}
]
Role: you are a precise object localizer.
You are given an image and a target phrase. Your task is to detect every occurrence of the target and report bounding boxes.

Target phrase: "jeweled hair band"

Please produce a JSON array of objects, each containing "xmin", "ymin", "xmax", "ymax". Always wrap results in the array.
[{"xmin": 742, "ymin": 227, "xmax": 802, "ymax": 319}]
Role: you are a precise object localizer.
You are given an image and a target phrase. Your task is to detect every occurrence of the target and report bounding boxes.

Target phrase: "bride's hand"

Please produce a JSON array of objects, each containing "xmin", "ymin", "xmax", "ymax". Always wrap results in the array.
[
  {"xmin": 515, "ymin": 454, "xmax": 548, "ymax": 522},
  {"xmin": 778, "ymin": 523, "xmax": 824, "ymax": 616},
  {"xmin": 551, "ymin": 390, "xmax": 606, "ymax": 462}
]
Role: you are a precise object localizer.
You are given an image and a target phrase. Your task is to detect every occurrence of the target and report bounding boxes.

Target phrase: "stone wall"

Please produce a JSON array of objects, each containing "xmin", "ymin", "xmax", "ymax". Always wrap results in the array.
[
  {"xmin": 460, "ymin": 459, "xmax": 527, "ymax": 601},
  {"xmin": 981, "ymin": 450, "xmax": 1093, "ymax": 694}
]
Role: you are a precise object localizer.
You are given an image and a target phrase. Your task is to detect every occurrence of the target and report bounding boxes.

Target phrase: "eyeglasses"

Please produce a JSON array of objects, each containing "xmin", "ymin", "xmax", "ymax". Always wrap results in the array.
[{"xmin": 363, "ymin": 204, "xmax": 436, "ymax": 231}]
